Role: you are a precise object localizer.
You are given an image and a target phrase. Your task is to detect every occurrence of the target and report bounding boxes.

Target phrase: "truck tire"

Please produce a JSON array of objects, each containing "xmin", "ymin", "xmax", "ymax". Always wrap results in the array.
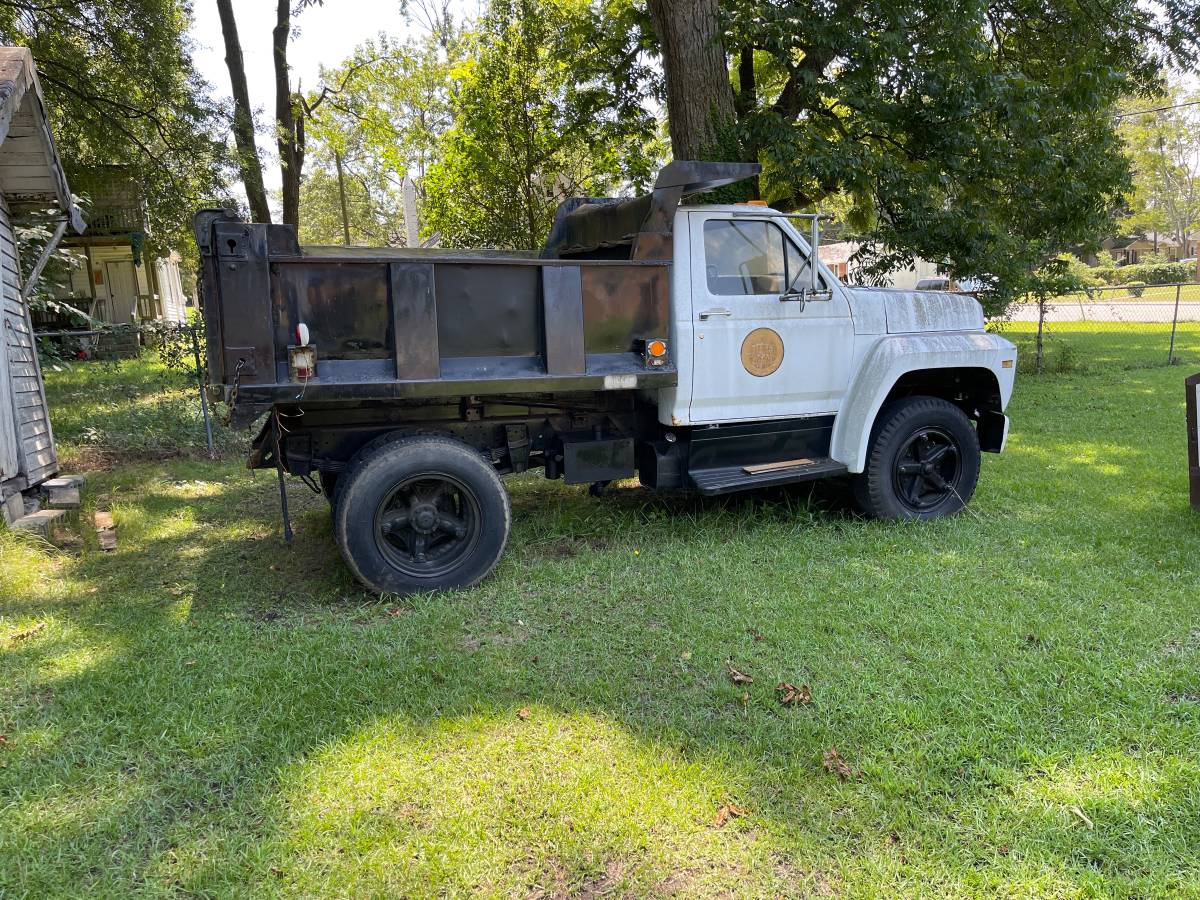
[
  {"xmin": 333, "ymin": 434, "xmax": 511, "ymax": 595},
  {"xmin": 853, "ymin": 396, "xmax": 980, "ymax": 520}
]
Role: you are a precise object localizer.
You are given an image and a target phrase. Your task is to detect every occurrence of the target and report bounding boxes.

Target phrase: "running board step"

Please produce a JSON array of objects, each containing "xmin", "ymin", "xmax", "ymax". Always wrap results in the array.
[{"xmin": 688, "ymin": 457, "xmax": 848, "ymax": 496}]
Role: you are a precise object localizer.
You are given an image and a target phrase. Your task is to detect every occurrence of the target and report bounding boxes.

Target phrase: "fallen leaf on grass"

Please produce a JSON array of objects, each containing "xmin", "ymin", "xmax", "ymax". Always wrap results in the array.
[
  {"xmin": 713, "ymin": 803, "xmax": 747, "ymax": 827},
  {"xmin": 9, "ymin": 622, "xmax": 45, "ymax": 643},
  {"xmin": 385, "ymin": 608, "xmax": 406, "ymax": 617},
  {"xmin": 0, "ymin": 735, "xmax": 8, "ymax": 748},
  {"xmin": 777, "ymin": 682, "xmax": 812, "ymax": 707},
  {"xmin": 822, "ymin": 748, "xmax": 858, "ymax": 780},
  {"xmin": 517, "ymin": 707, "xmax": 532, "ymax": 720},
  {"xmin": 1069, "ymin": 805, "xmax": 1094, "ymax": 829},
  {"xmin": 726, "ymin": 662, "xmax": 754, "ymax": 685}
]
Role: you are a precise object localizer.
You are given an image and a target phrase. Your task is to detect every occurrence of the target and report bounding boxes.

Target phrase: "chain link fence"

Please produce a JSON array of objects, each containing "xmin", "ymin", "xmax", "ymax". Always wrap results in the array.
[{"xmin": 988, "ymin": 282, "xmax": 1200, "ymax": 374}]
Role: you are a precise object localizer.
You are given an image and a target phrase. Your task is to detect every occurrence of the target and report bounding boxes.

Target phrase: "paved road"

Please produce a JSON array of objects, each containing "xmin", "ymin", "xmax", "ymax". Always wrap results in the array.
[{"xmin": 1005, "ymin": 301, "xmax": 1200, "ymax": 323}]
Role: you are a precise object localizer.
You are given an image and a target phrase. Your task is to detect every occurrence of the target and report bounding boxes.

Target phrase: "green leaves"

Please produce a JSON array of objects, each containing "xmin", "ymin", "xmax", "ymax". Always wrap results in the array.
[
  {"xmin": 0, "ymin": 1, "xmax": 230, "ymax": 256},
  {"xmin": 716, "ymin": 0, "xmax": 1194, "ymax": 304},
  {"xmin": 421, "ymin": 0, "xmax": 658, "ymax": 249}
]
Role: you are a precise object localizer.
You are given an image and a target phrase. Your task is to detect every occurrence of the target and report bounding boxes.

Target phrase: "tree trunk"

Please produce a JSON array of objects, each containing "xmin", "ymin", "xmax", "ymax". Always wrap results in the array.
[
  {"xmin": 274, "ymin": 0, "xmax": 303, "ymax": 227},
  {"xmin": 645, "ymin": 0, "xmax": 736, "ymax": 160},
  {"xmin": 735, "ymin": 46, "xmax": 756, "ymax": 121},
  {"xmin": 215, "ymin": 0, "xmax": 271, "ymax": 224},
  {"xmin": 334, "ymin": 150, "xmax": 351, "ymax": 245}
]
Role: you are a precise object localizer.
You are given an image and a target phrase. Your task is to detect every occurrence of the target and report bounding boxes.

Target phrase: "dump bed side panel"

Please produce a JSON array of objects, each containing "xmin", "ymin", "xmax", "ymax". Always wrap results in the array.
[{"xmin": 194, "ymin": 215, "xmax": 676, "ymax": 413}]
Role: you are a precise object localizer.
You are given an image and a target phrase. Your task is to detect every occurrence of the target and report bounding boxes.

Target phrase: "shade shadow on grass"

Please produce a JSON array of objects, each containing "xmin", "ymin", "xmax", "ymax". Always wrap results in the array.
[{"xmin": 3, "ymin": 363, "xmax": 1200, "ymax": 896}]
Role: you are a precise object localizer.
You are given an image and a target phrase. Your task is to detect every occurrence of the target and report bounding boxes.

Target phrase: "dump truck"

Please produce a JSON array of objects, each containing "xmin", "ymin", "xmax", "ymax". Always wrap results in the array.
[{"xmin": 194, "ymin": 161, "xmax": 1016, "ymax": 595}]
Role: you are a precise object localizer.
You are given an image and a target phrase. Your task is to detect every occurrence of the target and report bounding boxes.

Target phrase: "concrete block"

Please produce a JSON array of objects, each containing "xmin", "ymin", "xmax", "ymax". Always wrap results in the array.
[
  {"xmin": 42, "ymin": 475, "xmax": 85, "ymax": 509},
  {"xmin": 42, "ymin": 475, "xmax": 85, "ymax": 490},
  {"xmin": 46, "ymin": 485, "xmax": 80, "ymax": 508},
  {"xmin": 1, "ymin": 491, "xmax": 23, "ymax": 527},
  {"xmin": 11, "ymin": 508, "xmax": 67, "ymax": 539}
]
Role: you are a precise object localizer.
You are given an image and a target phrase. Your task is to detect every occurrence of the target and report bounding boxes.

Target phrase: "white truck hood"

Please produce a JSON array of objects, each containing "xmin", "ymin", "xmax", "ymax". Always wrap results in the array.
[{"xmin": 846, "ymin": 287, "xmax": 985, "ymax": 334}]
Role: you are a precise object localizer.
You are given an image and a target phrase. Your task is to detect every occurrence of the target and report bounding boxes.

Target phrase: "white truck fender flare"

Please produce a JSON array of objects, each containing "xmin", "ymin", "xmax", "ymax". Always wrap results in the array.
[{"xmin": 830, "ymin": 331, "xmax": 1017, "ymax": 473}]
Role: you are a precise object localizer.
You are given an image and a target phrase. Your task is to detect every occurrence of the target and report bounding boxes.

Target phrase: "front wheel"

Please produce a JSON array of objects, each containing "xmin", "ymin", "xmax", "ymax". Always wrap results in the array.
[
  {"xmin": 333, "ymin": 434, "xmax": 511, "ymax": 594},
  {"xmin": 853, "ymin": 396, "xmax": 981, "ymax": 520}
]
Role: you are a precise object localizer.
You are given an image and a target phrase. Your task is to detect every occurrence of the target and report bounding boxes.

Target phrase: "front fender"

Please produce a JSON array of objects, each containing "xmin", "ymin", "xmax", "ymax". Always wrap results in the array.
[{"xmin": 830, "ymin": 332, "xmax": 1017, "ymax": 473}]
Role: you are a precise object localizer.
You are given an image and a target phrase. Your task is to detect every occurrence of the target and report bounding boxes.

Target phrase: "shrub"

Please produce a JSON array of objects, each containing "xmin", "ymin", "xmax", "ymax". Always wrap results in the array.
[
  {"xmin": 1055, "ymin": 253, "xmax": 1104, "ymax": 290},
  {"xmin": 1118, "ymin": 261, "xmax": 1195, "ymax": 285},
  {"xmin": 1126, "ymin": 280, "xmax": 1146, "ymax": 297}
]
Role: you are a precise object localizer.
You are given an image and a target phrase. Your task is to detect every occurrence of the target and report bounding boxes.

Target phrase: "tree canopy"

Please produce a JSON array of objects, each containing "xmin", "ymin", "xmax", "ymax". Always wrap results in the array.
[
  {"xmin": 1118, "ymin": 87, "xmax": 1200, "ymax": 248},
  {"xmin": 420, "ymin": 0, "xmax": 658, "ymax": 249},
  {"xmin": 0, "ymin": 1, "xmax": 229, "ymax": 254},
  {"xmin": 646, "ymin": 0, "xmax": 1200, "ymax": 302}
]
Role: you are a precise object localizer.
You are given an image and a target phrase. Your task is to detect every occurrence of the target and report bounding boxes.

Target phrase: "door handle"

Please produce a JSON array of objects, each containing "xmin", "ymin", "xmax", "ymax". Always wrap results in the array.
[{"xmin": 699, "ymin": 308, "xmax": 732, "ymax": 320}]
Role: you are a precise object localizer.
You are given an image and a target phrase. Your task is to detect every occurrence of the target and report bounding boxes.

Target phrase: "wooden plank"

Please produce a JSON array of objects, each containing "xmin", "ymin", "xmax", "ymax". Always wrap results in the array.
[
  {"xmin": 18, "ymin": 418, "xmax": 48, "ymax": 442},
  {"xmin": 743, "ymin": 457, "xmax": 814, "ymax": 475},
  {"xmin": 26, "ymin": 463, "xmax": 58, "ymax": 488},
  {"xmin": 22, "ymin": 446, "xmax": 55, "ymax": 470},
  {"xmin": 94, "ymin": 511, "xmax": 117, "ymax": 551},
  {"xmin": 542, "ymin": 266, "xmax": 586, "ymax": 376},
  {"xmin": 16, "ymin": 403, "xmax": 44, "ymax": 425},
  {"xmin": 389, "ymin": 262, "xmax": 440, "ymax": 380},
  {"xmin": 21, "ymin": 431, "xmax": 52, "ymax": 454}
]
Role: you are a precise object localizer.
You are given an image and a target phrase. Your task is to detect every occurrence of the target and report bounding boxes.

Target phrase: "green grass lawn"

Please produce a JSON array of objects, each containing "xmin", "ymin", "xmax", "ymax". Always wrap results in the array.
[
  {"xmin": 992, "ymin": 320, "xmax": 1200, "ymax": 374},
  {"xmin": 3, "ymin": 352, "xmax": 1200, "ymax": 897}
]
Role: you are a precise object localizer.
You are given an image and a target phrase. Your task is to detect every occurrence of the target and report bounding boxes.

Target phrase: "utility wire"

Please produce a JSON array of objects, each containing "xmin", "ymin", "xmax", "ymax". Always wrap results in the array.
[{"xmin": 1115, "ymin": 98, "xmax": 1200, "ymax": 119}]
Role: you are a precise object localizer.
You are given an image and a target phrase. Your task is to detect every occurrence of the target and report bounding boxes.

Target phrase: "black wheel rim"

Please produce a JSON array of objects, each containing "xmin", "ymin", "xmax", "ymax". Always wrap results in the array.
[
  {"xmin": 373, "ymin": 474, "xmax": 482, "ymax": 579},
  {"xmin": 892, "ymin": 427, "xmax": 962, "ymax": 512}
]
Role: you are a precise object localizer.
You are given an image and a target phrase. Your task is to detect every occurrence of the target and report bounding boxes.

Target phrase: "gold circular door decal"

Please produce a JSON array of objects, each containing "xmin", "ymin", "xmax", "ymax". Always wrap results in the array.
[{"xmin": 740, "ymin": 327, "xmax": 785, "ymax": 377}]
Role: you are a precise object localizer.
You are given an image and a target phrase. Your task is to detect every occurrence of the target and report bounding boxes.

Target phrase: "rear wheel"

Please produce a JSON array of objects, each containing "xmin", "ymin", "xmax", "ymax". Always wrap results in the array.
[
  {"xmin": 853, "ymin": 396, "xmax": 980, "ymax": 520},
  {"xmin": 333, "ymin": 434, "xmax": 511, "ymax": 594}
]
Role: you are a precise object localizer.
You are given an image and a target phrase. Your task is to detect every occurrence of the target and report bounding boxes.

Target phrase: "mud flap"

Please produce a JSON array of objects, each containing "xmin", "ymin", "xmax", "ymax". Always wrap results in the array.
[{"xmin": 977, "ymin": 410, "xmax": 1009, "ymax": 454}]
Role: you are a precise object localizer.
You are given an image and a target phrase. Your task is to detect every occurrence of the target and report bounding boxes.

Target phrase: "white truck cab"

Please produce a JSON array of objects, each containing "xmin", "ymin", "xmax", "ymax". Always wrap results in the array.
[{"xmin": 656, "ymin": 202, "xmax": 1016, "ymax": 481}]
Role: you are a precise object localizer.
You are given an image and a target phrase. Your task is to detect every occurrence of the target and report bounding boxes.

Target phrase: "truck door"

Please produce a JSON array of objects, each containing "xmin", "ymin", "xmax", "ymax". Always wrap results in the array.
[{"xmin": 687, "ymin": 211, "xmax": 854, "ymax": 424}]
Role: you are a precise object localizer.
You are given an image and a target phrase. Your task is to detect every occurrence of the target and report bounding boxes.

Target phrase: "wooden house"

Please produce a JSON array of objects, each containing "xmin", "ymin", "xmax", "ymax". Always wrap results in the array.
[
  {"xmin": 44, "ymin": 165, "xmax": 189, "ymax": 328},
  {"xmin": 0, "ymin": 48, "xmax": 85, "ymax": 525}
]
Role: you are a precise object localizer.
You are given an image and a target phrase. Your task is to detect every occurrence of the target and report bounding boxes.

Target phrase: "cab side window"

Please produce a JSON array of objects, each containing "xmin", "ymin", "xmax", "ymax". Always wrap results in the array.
[
  {"xmin": 703, "ymin": 219, "xmax": 825, "ymax": 296},
  {"xmin": 704, "ymin": 220, "xmax": 785, "ymax": 295}
]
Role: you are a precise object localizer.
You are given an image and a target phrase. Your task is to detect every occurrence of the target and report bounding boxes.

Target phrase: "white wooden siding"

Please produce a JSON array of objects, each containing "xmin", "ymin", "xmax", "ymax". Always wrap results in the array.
[{"xmin": 0, "ymin": 193, "xmax": 56, "ymax": 487}]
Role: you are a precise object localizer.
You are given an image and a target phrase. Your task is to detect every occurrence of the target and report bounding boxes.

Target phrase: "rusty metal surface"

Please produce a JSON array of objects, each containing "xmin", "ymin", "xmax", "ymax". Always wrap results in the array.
[
  {"xmin": 631, "ymin": 231, "xmax": 673, "ymax": 261},
  {"xmin": 193, "ymin": 207, "xmax": 677, "ymax": 415},
  {"xmin": 581, "ymin": 265, "xmax": 670, "ymax": 353},
  {"xmin": 435, "ymin": 264, "xmax": 541, "ymax": 357},
  {"xmin": 390, "ymin": 262, "xmax": 440, "ymax": 380},
  {"xmin": 212, "ymin": 221, "xmax": 274, "ymax": 383},
  {"xmin": 273, "ymin": 262, "xmax": 392, "ymax": 360}
]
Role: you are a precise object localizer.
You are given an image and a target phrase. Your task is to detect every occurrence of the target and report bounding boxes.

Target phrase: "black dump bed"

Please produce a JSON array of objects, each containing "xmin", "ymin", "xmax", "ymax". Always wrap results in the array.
[{"xmin": 193, "ymin": 161, "xmax": 758, "ymax": 424}]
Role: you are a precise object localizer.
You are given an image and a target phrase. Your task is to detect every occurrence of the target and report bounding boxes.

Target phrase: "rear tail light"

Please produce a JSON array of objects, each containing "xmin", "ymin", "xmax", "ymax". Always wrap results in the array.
[{"xmin": 644, "ymin": 338, "xmax": 668, "ymax": 367}]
